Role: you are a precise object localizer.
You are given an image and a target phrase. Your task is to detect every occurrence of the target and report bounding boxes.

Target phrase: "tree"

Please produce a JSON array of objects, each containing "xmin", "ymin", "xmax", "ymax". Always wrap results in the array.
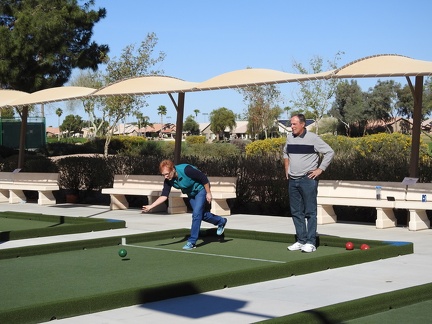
[
  {"xmin": 209, "ymin": 107, "xmax": 236, "ymax": 141},
  {"xmin": 237, "ymin": 68, "xmax": 282, "ymax": 139},
  {"xmin": 135, "ymin": 112, "xmax": 152, "ymax": 136},
  {"xmin": 157, "ymin": 105, "xmax": 167, "ymax": 132},
  {"xmin": 366, "ymin": 80, "xmax": 401, "ymax": 132},
  {"xmin": 283, "ymin": 106, "xmax": 291, "ymax": 120},
  {"xmin": 97, "ymin": 33, "xmax": 166, "ymax": 155},
  {"xmin": 330, "ymin": 80, "xmax": 367, "ymax": 136},
  {"xmin": 55, "ymin": 108, "xmax": 63, "ymax": 140},
  {"xmin": 424, "ymin": 77, "xmax": 432, "ymax": 115},
  {"xmin": 135, "ymin": 112, "xmax": 144, "ymax": 136},
  {"xmin": 193, "ymin": 109, "xmax": 200, "ymax": 119},
  {"xmin": 0, "ymin": 106, "xmax": 14, "ymax": 118},
  {"xmin": 396, "ymin": 78, "xmax": 432, "ymax": 119},
  {"xmin": 61, "ymin": 114, "xmax": 84, "ymax": 137},
  {"xmin": 0, "ymin": 0, "xmax": 109, "ymax": 167},
  {"xmin": 183, "ymin": 115, "xmax": 200, "ymax": 135},
  {"xmin": 291, "ymin": 52, "xmax": 344, "ymax": 134},
  {"xmin": 247, "ymin": 99, "xmax": 283, "ymax": 139},
  {"xmin": 68, "ymin": 69, "xmax": 105, "ymax": 136}
]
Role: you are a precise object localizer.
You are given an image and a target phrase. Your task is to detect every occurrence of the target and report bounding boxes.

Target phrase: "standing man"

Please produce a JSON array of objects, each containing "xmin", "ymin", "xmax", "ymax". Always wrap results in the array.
[
  {"xmin": 142, "ymin": 159, "xmax": 228, "ymax": 250},
  {"xmin": 283, "ymin": 114, "xmax": 334, "ymax": 253}
]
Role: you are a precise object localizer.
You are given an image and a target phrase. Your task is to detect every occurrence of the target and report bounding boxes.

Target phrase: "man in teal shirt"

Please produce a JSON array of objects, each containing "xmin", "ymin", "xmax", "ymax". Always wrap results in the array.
[{"xmin": 142, "ymin": 159, "xmax": 228, "ymax": 250}]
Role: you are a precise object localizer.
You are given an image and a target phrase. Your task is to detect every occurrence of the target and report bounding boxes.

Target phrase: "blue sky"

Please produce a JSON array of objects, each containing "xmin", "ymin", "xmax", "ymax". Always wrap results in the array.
[{"xmin": 46, "ymin": 0, "xmax": 432, "ymax": 126}]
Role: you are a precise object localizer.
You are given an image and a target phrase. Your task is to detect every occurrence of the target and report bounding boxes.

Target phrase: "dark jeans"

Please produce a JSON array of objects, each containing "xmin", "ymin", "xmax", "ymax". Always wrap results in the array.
[
  {"xmin": 288, "ymin": 176, "xmax": 318, "ymax": 246},
  {"xmin": 188, "ymin": 189, "xmax": 225, "ymax": 244}
]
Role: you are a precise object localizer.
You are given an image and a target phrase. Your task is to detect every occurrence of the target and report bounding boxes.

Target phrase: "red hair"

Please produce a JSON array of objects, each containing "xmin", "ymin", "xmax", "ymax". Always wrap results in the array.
[{"xmin": 159, "ymin": 159, "xmax": 174, "ymax": 173}]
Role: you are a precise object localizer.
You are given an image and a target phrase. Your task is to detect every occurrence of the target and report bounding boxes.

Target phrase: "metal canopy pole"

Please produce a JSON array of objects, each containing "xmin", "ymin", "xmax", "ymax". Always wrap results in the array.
[
  {"xmin": 408, "ymin": 76, "xmax": 423, "ymax": 178},
  {"xmin": 168, "ymin": 92, "xmax": 185, "ymax": 164}
]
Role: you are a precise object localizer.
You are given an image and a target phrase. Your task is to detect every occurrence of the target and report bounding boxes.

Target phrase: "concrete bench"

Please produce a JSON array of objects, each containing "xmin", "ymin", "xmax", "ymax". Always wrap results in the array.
[
  {"xmin": 168, "ymin": 177, "xmax": 237, "ymax": 216},
  {"xmin": 317, "ymin": 180, "xmax": 432, "ymax": 231},
  {"xmin": 0, "ymin": 172, "xmax": 59, "ymax": 205},
  {"xmin": 101, "ymin": 175, "xmax": 165, "ymax": 211},
  {"xmin": 102, "ymin": 175, "xmax": 237, "ymax": 216}
]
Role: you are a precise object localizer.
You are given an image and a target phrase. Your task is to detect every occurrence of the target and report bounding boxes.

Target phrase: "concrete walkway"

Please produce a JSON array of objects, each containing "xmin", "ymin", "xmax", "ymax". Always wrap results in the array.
[{"xmin": 1, "ymin": 203, "xmax": 432, "ymax": 323}]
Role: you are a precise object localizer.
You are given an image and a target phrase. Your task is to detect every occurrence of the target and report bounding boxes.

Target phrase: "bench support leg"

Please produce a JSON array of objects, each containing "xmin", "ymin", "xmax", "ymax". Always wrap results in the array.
[
  {"xmin": 0, "ymin": 189, "xmax": 9, "ymax": 202},
  {"xmin": 168, "ymin": 197, "xmax": 187, "ymax": 214},
  {"xmin": 212, "ymin": 199, "xmax": 231, "ymax": 216},
  {"xmin": 408, "ymin": 209, "xmax": 431, "ymax": 231},
  {"xmin": 110, "ymin": 194, "xmax": 129, "ymax": 210},
  {"xmin": 375, "ymin": 208, "xmax": 397, "ymax": 229},
  {"xmin": 147, "ymin": 196, "xmax": 167, "ymax": 212},
  {"xmin": 9, "ymin": 190, "xmax": 26, "ymax": 204},
  {"xmin": 317, "ymin": 205, "xmax": 337, "ymax": 224},
  {"xmin": 38, "ymin": 191, "xmax": 56, "ymax": 205}
]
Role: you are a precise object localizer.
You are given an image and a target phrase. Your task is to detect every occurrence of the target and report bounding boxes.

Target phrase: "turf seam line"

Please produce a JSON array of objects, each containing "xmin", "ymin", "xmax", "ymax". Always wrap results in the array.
[{"xmin": 124, "ymin": 244, "xmax": 286, "ymax": 264}]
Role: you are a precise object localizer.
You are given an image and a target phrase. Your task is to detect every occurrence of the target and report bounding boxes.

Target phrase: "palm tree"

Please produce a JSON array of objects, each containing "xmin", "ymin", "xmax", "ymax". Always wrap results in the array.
[
  {"xmin": 136, "ymin": 112, "xmax": 143, "ymax": 136},
  {"xmin": 55, "ymin": 108, "xmax": 63, "ymax": 141},
  {"xmin": 157, "ymin": 105, "xmax": 167, "ymax": 137},
  {"xmin": 193, "ymin": 109, "xmax": 200, "ymax": 119},
  {"xmin": 283, "ymin": 106, "xmax": 291, "ymax": 120}
]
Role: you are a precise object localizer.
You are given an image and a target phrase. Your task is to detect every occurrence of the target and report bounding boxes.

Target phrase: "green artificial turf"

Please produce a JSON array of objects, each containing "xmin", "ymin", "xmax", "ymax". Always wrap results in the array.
[
  {"xmin": 0, "ymin": 211, "xmax": 126, "ymax": 241},
  {"xmin": 258, "ymin": 282, "xmax": 432, "ymax": 324},
  {"xmin": 0, "ymin": 228, "xmax": 413, "ymax": 324}
]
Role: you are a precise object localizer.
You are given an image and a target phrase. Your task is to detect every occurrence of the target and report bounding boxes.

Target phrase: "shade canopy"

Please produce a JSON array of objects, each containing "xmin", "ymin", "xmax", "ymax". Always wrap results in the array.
[
  {"xmin": 331, "ymin": 54, "xmax": 432, "ymax": 79},
  {"xmin": 93, "ymin": 75, "xmax": 199, "ymax": 96},
  {"xmin": 194, "ymin": 69, "xmax": 336, "ymax": 91},
  {"xmin": 4, "ymin": 86, "xmax": 96, "ymax": 107},
  {"xmin": 2, "ymin": 54, "xmax": 432, "ymax": 106},
  {"xmin": 0, "ymin": 90, "xmax": 29, "ymax": 106}
]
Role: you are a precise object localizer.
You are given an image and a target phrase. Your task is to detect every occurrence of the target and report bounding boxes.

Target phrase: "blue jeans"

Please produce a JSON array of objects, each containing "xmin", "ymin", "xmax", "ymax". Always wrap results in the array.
[
  {"xmin": 188, "ymin": 189, "xmax": 225, "ymax": 244},
  {"xmin": 288, "ymin": 176, "xmax": 318, "ymax": 246}
]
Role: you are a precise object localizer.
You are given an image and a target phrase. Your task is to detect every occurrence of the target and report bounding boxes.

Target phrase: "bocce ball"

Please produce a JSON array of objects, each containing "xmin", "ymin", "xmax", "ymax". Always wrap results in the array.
[
  {"xmin": 118, "ymin": 248, "xmax": 127, "ymax": 258},
  {"xmin": 345, "ymin": 242, "xmax": 354, "ymax": 250},
  {"xmin": 360, "ymin": 244, "xmax": 370, "ymax": 250}
]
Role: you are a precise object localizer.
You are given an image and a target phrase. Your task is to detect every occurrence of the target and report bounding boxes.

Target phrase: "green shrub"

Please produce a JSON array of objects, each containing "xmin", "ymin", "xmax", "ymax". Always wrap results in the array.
[
  {"xmin": 56, "ymin": 156, "xmax": 112, "ymax": 190},
  {"xmin": 41, "ymin": 141, "xmax": 98, "ymax": 156},
  {"xmin": 0, "ymin": 145, "xmax": 18, "ymax": 158},
  {"xmin": 230, "ymin": 138, "xmax": 251, "ymax": 154},
  {"xmin": 321, "ymin": 135, "xmax": 356, "ymax": 157},
  {"xmin": 323, "ymin": 133, "xmax": 420, "ymax": 181},
  {"xmin": 185, "ymin": 135, "xmax": 206, "ymax": 144},
  {"xmin": 109, "ymin": 135, "xmax": 146, "ymax": 153},
  {"xmin": 352, "ymin": 133, "xmax": 418, "ymax": 158},
  {"xmin": 182, "ymin": 142, "xmax": 241, "ymax": 158},
  {"xmin": 24, "ymin": 156, "xmax": 59, "ymax": 173},
  {"xmin": 0, "ymin": 152, "xmax": 58, "ymax": 172},
  {"xmin": 234, "ymin": 155, "xmax": 289, "ymax": 215},
  {"xmin": 245, "ymin": 138, "xmax": 286, "ymax": 158}
]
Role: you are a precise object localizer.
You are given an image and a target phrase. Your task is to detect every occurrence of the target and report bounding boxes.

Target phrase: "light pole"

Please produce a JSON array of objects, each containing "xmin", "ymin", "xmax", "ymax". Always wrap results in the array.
[{"xmin": 202, "ymin": 113, "xmax": 209, "ymax": 122}]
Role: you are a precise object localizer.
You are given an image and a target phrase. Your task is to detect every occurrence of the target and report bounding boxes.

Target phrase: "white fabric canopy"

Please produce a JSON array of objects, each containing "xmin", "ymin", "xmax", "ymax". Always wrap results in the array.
[
  {"xmin": 331, "ymin": 54, "xmax": 432, "ymax": 78},
  {"xmin": 1, "ymin": 54, "xmax": 432, "ymax": 107},
  {"xmin": 191, "ymin": 69, "xmax": 312, "ymax": 91},
  {"xmin": 0, "ymin": 90, "xmax": 29, "ymax": 106},
  {"xmin": 92, "ymin": 75, "xmax": 198, "ymax": 96},
  {"xmin": 3, "ymin": 86, "xmax": 96, "ymax": 107}
]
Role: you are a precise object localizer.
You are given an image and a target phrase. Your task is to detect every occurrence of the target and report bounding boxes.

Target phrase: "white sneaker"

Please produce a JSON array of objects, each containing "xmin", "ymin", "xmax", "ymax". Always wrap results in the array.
[
  {"xmin": 301, "ymin": 243, "xmax": 316, "ymax": 253},
  {"xmin": 287, "ymin": 242, "xmax": 304, "ymax": 251}
]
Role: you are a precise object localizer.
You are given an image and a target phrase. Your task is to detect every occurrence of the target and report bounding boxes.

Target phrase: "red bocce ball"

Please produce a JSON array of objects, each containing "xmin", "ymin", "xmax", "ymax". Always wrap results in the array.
[
  {"xmin": 345, "ymin": 242, "xmax": 354, "ymax": 250},
  {"xmin": 360, "ymin": 244, "xmax": 370, "ymax": 250}
]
